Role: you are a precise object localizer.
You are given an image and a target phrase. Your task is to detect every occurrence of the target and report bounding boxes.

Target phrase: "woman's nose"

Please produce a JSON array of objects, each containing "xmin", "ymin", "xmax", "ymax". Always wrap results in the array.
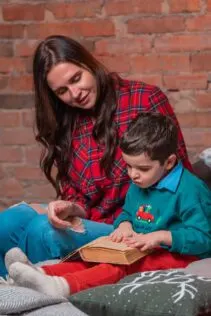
[{"xmin": 68, "ymin": 86, "xmax": 80, "ymax": 99}]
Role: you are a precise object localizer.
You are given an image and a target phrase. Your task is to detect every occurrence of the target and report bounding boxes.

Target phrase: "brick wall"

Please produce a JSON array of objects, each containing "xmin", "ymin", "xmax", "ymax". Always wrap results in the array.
[{"xmin": 0, "ymin": 0, "xmax": 211, "ymax": 209}]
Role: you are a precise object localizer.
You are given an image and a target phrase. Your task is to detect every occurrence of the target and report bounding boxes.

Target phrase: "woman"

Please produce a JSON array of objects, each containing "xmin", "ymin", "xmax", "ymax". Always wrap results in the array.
[{"xmin": 0, "ymin": 35, "xmax": 191, "ymax": 276}]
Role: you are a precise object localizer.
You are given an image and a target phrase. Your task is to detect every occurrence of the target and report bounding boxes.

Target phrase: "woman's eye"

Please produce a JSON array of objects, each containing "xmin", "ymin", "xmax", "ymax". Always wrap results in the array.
[
  {"xmin": 57, "ymin": 87, "xmax": 67, "ymax": 95},
  {"xmin": 72, "ymin": 74, "xmax": 81, "ymax": 83}
]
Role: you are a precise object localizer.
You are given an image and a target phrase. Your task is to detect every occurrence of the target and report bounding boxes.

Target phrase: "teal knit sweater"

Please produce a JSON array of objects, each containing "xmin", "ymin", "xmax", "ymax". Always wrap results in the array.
[{"xmin": 114, "ymin": 163, "xmax": 211, "ymax": 258}]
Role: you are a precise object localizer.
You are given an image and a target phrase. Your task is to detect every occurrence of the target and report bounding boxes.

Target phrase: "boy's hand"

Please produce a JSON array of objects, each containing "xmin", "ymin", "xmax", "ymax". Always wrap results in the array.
[
  {"xmin": 124, "ymin": 230, "xmax": 172, "ymax": 251},
  {"xmin": 110, "ymin": 228, "xmax": 135, "ymax": 243},
  {"xmin": 110, "ymin": 222, "xmax": 135, "ymax": 243}
]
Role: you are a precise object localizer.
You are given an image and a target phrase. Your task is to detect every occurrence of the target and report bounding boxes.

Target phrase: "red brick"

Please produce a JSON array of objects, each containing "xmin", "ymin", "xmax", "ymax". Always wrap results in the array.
[
  {"xmin": 131, "ymin": 54, "xmax": 190, "ymax": 73},
  {"xmin": 0, "ymin": 111, "xmax": 21, "ymax": 127},
  {"xmin": 155, "ymin": 34, "xmax": 211, "ymax": 52},
  {"xmin": 208, "ymin": 0, "xmax": 211, "ymax": 11},
  {"xmin": 80, "ymin": 40, "xmax": 95, "ymax": 53},
  {"xmin": 25, "ymin": 183, "xmax": 55, "ymax": 199},
  {"xmin": 0, "ymin": 166, "xmax": 5, "ymax": 179},
  {"xmin": 1, "ymin": 128, "xmax": 35, "ymax": 145},
  {"xmin": 191, "ymin": 52, "xmax": 211, "ymax": 72},
  {"xmin": 0, "ymin": 25, "xmax": 24, "ymax": 39},
  {"xmin": 9, "ymin": 75, "xmax": 33, "ymax": 92},
  {"xmin": 96, "ymin": 56, "xmax": 130, "ymax": 73},
  {"xmin": 167, "ymin": 90, "xmax": 198, "ymax": 113},
  {"xmin": 2, "ymin": 4, "xmax": 45, "ymax": 21},
  {"xmin": 14, "ymin": 166, "xmax": 44, "ymax": 180},
  {"xmin": 0, "ymin": 57, "xmax": 26, "ymax": 73},
  {"xmin": 0, "ymin": 43, "xmax": 13, "ymax": 57},
  {"xmin": 27, "ymin": 21, "xmax": 115, "ymax": 38},
  {"xmin": 126, "ymin": 74, "xmax": 162, "ymax": 87},
  {"xmin": 25, "ymin": 56, "xmax": 33, "ymax": 73},
  {"xmin": 24, "ymin": 146, "xmax": 42, "ymax": 165},
  {"xmin": 47, "ymin": 2, "xmax": 101, "ymax": 18},
  {"xmin": 105, "ymin": 0, "xmax": 163, "ymax": 15},
  {"xmin": 195, "ymin": 92, "xmax": 211, "ymax": 109},
  {"xmin": 160, "ymin": 55, "xmax": 190, "ymax": 72},
  {"xmin": 95, "ymin": 37, "xmax": 152, "ymax": 55},
  {"xmin": 15, "ymin": 41, "xmax": 38, "ymax": 57},
  {"xmin": 0, "ymin": 178, "xmax": 24, "ymax": 198},
  {"xmin": 22, "ymin": 109, "xmax": 35, "ymax": 127},
  {"xmin": 183, "ymin": 129, "xmax": 211, "ymax": 147},
  {"xmin": 0, "ymin": 95, "xmax": 34, "ymax": 109},
  {"xmin": 130, "ymin": 55, "xmax": 160, "ymax": 73},
  {"xmin": 177, "ymin": 112, "xmax": 211, "ymax": 128},
  {"xmin": 0, "ymin": 76, "xmax": 8, "ymax": 90},
  {"xmin": 0, "ymin": 200, "xmax": 16, "ymax": 210},
  {"xmin": 0, "ymin": 202, "xmax": 9, "ymax": 212},
  {"xmin": 163, "ymin": 74, "xmax": 208, "ymax": 90},
  {"xmin": 187, "ymin": 15, "xmax": 211, "ymax": 31},
  {"xmin": 128, "ymin": 17, "xmax": 185, "ymax": 34},
  {"xmin": 0, "ymin": 146, "xmax": 23, "ymax": 162},
  {"xmin": 78, "ymin": 20, "xmax": 115, "ymax": 37},
  {"xmin": 169, "ymin": 0, "xmax": 200, "ymax": 12},
  {"xmin": 187, "ymin": 147, "xmax": 203, "ymax": 163}
]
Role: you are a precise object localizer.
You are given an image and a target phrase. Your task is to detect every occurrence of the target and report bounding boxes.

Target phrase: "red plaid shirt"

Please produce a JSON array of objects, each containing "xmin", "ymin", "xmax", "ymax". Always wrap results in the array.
[{"xmin": 62, "ymin": 79, "xmax": 191, "ymax": 224}]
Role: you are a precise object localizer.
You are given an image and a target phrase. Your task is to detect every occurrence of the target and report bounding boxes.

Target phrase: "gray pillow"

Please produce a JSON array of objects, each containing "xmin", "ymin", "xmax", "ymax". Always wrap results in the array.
[
  {"xmin": 184, "ymin": 258, "xmax": 211, "ymax": 278},
  {"xmin": 70, "ymin": 269, "xmax": 211, "ymax": 316},
  {"xmin": 0, "ymin": 285, "xmax": 87, "ymax": 316}
]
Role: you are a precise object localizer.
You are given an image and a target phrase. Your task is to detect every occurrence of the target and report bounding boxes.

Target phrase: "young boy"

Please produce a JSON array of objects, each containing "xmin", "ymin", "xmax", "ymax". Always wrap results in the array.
[{"xmin": 5, "ymin": 112, "xmax": 211, "ymax": 297}]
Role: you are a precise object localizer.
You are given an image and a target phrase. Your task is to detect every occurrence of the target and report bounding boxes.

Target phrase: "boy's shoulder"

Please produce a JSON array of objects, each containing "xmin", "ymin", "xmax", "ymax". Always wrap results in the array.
[{"xmin": 179, "ymin": 167, "xmax": 210, "ymax": 195}]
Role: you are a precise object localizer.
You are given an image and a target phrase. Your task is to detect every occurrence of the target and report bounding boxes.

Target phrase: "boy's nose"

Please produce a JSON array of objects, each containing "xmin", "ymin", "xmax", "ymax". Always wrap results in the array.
[{"xmin": 130, "ymin": 169, "xmax": 139, "ymax": 180}]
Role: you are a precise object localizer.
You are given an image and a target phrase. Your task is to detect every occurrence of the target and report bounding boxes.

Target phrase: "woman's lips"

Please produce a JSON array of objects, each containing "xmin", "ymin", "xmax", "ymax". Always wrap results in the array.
[{"xmin": 79, "ymin": 93, "xmax": 89, "ymax": 105}]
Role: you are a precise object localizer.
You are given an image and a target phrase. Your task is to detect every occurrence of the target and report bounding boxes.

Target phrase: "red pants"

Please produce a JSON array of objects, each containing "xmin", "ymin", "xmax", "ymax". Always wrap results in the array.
[{"xmin": 42, "ymin": 249, "xmax": 198, "ymax": 294}]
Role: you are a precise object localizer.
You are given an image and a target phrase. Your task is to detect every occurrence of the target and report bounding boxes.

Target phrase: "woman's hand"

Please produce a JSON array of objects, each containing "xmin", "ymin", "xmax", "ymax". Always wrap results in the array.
[{"xmin": 47, "ymin": 200, "xmax": 86, "ymax": 229}]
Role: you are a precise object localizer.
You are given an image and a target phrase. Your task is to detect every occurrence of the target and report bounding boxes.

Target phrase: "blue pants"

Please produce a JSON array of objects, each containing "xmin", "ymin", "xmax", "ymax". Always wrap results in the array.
[{"xmin": 0, "ymin": 202, "xmax": 114, "ymax": 276}]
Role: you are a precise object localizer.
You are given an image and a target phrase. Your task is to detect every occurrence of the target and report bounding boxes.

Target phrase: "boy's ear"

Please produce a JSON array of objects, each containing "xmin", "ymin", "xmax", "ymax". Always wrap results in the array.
[{"xmin": 165, "ymin": 154, "xmax": 177, "ymax": 171}]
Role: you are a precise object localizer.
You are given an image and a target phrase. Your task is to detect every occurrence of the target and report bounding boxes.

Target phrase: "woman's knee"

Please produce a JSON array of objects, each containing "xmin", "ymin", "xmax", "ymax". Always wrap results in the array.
[
  {"xmin": 21, "ymin": 215, "xmax": 63, "ymax": 261},
  {"xmin": 23, "ymin": 214, "xmax": 50, "ymax": 241},
  {"xmin": 0, "ymin": 203, "xmax": 38, "ymax": 251}
]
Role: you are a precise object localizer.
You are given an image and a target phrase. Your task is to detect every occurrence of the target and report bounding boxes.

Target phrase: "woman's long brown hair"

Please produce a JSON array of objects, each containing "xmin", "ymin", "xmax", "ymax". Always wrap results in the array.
[{"xmin": 33, "ymin": 35, "xmax": 119, "ymax": 197}]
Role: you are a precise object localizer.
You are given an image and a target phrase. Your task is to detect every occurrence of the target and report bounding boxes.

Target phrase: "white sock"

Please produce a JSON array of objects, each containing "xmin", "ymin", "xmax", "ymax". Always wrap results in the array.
[
  {"xmin": 5, "ymin": 247, "xmax": 43, "ymax": 273},
  {"xmin": 9, "ymin": 262, "xmax": 70, "ymax": 297}
]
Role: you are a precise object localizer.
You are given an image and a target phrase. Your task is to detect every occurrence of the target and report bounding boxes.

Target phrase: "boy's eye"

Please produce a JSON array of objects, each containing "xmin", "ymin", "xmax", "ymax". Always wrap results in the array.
[{"xmin": 138, "ymin": 168, "xmax": 150, "ymax": 172}]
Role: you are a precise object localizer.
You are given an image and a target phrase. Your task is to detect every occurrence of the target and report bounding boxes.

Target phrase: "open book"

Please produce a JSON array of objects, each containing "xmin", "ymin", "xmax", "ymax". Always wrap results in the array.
[{"xmin": 61, "ymin": 236, "xmax": 151, "ymax": 265}]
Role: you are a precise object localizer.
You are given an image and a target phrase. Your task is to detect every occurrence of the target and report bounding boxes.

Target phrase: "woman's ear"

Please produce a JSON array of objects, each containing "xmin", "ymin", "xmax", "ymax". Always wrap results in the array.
[{"xmin": 165, "ymin": 154, "xmax": 177, "ymax": 171}]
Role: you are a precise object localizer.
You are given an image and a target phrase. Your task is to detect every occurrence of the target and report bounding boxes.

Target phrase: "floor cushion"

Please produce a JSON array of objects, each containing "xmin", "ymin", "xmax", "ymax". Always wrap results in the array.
[{"xmin": 70, "ymin": 268, "xmax": 211, "ymax": 316}]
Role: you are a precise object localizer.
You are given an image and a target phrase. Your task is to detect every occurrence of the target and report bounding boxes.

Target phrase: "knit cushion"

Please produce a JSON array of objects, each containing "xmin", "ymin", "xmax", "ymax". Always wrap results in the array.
[
  {"xmin": 0, "ymin": 285, "xmax": 87, "ymax": 316},
  {"xmin": 70, "ymin": 269, "xmax": 211, "ymax": 316}
]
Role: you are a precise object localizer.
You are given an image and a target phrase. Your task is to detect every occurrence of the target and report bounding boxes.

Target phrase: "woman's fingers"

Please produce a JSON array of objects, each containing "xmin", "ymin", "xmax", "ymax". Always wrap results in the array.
[
  {"xmin": 49, "ymin": 217, "xmax": 71, "ymax": 229},
  {"xmin": 47, "ymin": 201, "xmax": 72, "ymax": 229}
]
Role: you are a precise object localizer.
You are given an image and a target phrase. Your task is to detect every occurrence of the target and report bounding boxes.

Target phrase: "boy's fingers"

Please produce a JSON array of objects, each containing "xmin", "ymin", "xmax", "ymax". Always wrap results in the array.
[{"xmin": 139, "ymin": 245, "xmax": 149, "ymax": 252}]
